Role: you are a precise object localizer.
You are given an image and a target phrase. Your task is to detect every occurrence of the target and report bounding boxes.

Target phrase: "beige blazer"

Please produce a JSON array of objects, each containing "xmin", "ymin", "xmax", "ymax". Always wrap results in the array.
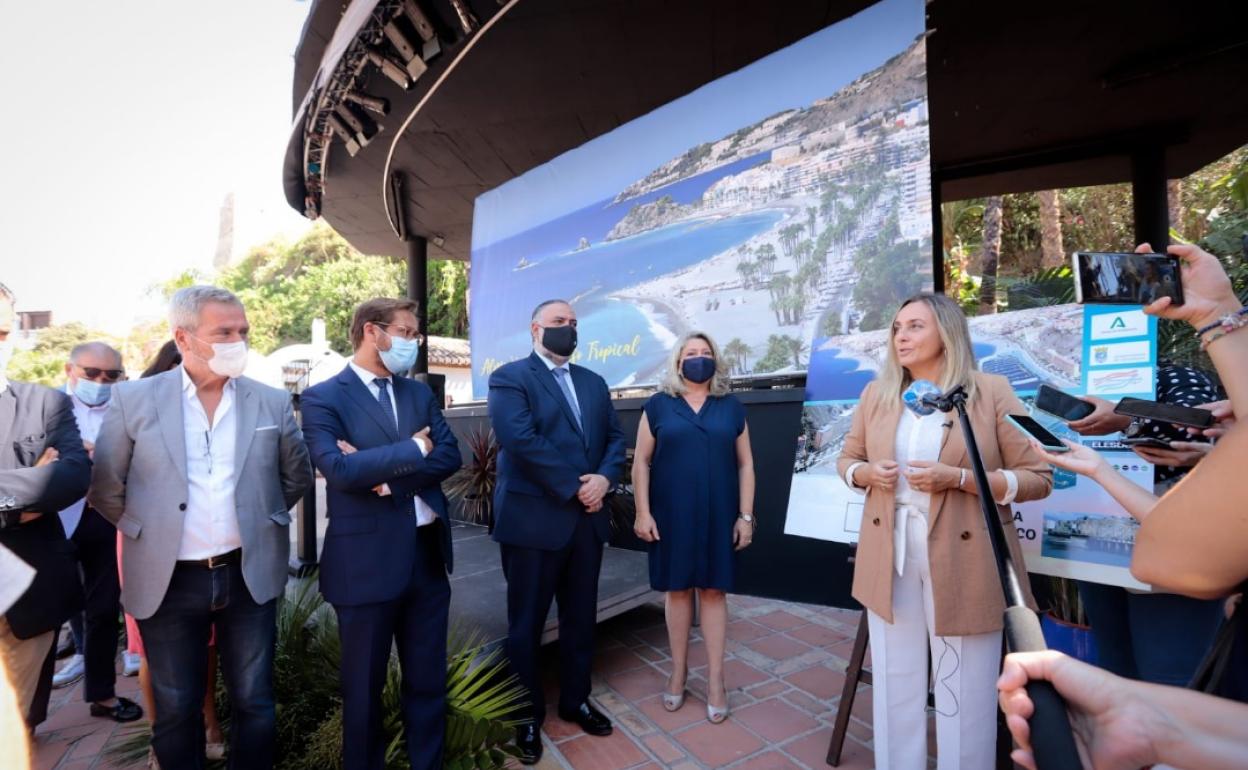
[{"xmin": 837, "ymin": 372, "xmax": 1053, "ymax": 636}]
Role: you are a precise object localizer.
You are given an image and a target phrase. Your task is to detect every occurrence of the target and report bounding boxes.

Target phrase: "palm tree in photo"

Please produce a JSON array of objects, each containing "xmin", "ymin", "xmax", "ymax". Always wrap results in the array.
[
  {"xmin": 771, "ymin": 273, "xmax": 792, "ymax": 299},
  {"xmin": 797, "ymin": 240, "xmax": 814, "ymax": 268},
  {"xmin": 779, "ymin": 223, "xmax": 803, "ymax": 257},
  {"xmin": 757, "ymin": 244, "xmax": 777, "ymax": 275},
  {"xmin": 806, "ymin": 206, "xmax": 818, "ymax": 238},
  {"xmin": 785, "ymin": 335, "xmax": 809, "ymax": 369},
  {"xmin": 724, "ymin": 338, "xmax": 751, "ymax": 374},
  {"xmin": 736, "ymin": 260, "xmax": 753, "ymax": 289},
  {"xmin": 792, "ymin": 292, "xmax": 808, "ymax": 323}
]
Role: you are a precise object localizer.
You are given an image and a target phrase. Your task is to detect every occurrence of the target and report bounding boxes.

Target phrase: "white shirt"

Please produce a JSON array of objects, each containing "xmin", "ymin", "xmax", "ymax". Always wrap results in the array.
[
  {"xmin": 844, "ymin": 407, "xmax": 1018, "ymax": 576},
  {"xmin": 57, "ymin": 392, "xmax": 110, "ymax": 537},
  {"xmin": 347, "ymin": 361, "xmax": 436, "ymax": 526},
  {"xmin": 178, "ymin": 368, "xmax": 242, "ymax": 560},
  {"xmin": 536, "ymin": 349, "xmax": 581, "ymax": 414}
]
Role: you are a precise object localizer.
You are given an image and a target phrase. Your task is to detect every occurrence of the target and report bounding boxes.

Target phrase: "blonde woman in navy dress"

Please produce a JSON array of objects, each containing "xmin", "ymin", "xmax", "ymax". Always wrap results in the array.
[{"xmin": 632, "ymin": 331, "xmax": 755, "ymax": 724}]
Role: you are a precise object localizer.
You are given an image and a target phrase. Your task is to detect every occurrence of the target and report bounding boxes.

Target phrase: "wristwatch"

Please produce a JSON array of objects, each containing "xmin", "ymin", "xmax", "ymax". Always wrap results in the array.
[{"xmin": 738, "ymin": 513, "xmax": 755, "ymax": 525}]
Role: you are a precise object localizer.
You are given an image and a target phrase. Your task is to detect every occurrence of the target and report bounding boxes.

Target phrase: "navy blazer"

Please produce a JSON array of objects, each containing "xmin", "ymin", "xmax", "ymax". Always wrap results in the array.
[
  {"xmin": 487, "ymin": 352, "xmax": 626, "ymax": 551},
  {"xmin": 300, "ymin": 365, "xmax": 461, "ymax": 607}
]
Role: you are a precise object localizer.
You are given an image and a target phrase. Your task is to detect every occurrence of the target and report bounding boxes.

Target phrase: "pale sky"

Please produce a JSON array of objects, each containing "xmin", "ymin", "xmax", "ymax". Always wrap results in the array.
[{"xmin": 0, "ymin": 1, "xmax": 313, "ymax": 334}]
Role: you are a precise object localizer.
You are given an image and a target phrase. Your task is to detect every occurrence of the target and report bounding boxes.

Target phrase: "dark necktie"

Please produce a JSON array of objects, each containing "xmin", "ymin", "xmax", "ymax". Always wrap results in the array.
[{"xmin": 374, "ymin": 377, "xmax": 398, "ymax": 430}]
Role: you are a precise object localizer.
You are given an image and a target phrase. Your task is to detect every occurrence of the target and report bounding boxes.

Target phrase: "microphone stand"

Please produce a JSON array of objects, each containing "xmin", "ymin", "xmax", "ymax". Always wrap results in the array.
[{"xmin": 921, "ymin": 385, "xmax": 1082, "ymax": 770}]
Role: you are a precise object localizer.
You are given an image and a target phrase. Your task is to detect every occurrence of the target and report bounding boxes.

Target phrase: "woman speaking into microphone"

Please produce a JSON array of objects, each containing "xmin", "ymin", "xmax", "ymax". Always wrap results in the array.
[{"xmin": 837, "ymin": 293, "xmax": 1053, "ymax": 770}]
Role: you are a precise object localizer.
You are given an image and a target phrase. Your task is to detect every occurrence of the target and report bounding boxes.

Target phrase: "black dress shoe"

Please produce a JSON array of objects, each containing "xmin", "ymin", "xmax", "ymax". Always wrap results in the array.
[
  {"xmin": 89, "ymin": 696, "xmax": 143, "ymax": 723},
  {"xmin": 557, "ymin": 701, "xmax": 613, "ymax": 736},
  {"xmin": 515, "ymin": 724, "xmax": 542, "ymax": 765}
]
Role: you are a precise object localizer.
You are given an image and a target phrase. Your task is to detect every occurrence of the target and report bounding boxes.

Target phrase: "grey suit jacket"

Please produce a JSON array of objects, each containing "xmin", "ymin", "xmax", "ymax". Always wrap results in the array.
[
  {"xmin": 0, "ymin": 382, "xmax": 90, "ymax": 636},
  {"xmin": 89, "ymin": 368, "xmax": 313, "ymax": 620}
]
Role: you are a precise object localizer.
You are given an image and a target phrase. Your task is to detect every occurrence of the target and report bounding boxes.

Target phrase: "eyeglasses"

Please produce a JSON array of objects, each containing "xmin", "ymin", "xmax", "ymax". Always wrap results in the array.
[
  {"xmin": 374, "ymin": 322, "xmax": 424, "ymax": 343},
  {"xmin": 77, "ymin": 366, "xmax": 125, "ymax": 382}
]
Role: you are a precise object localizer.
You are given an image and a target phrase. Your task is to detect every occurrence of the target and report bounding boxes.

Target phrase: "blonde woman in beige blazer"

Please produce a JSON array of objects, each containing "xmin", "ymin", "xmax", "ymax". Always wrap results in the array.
[{"xmin": 837, "ymin": 293, "xmax": 1052, "ymax": 770}]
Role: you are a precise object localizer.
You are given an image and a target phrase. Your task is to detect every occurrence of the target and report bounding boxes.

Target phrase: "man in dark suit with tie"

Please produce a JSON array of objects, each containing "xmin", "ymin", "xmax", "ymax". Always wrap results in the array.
[
  {"xmin": 488, "ymin": 299, "xmax": 626, "ymax": 764},
  {"xmin": 300, "ymin": 297, "xmax": 462, "ymax": 770}
]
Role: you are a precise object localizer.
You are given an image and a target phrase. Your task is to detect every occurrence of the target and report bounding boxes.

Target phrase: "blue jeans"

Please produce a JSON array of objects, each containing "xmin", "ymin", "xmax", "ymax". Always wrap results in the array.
[
  {"xmin": 138, "ymin": 557, "xmax": 276, "ymax": 770},
  {"xmin": 1077, "ymin": 581, "xmax": 1222, "ymax": 686}
]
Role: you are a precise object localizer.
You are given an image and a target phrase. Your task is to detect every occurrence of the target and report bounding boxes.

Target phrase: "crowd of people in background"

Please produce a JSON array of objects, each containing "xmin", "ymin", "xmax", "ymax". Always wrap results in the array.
[{"xmin": 0, "ymin": 240, "xmax": 1244, "ymax": 770}]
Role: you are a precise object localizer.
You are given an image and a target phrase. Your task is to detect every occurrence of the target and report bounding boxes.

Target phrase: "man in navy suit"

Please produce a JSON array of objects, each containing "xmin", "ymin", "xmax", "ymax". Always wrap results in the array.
[
  {"xmin": 300, "ymin": 297, "xmax": 462, "ymax": 770},
  {"xmin": 488, "ymin": 299, "xmax": 626, "ymax": 764}
]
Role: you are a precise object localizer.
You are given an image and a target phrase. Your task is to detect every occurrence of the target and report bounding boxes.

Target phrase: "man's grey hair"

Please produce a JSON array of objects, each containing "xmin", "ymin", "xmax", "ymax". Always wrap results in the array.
[
  {"xmin": 169, "ymin": 285, "xmax": 243, "ymax": 331},
  {"xmin": 531, "ymin": 299, "xmax": 571, "ymax": 322},
  {"xmin": 69, "ymin": 341, "xmax": 122, "ymax": 366}
]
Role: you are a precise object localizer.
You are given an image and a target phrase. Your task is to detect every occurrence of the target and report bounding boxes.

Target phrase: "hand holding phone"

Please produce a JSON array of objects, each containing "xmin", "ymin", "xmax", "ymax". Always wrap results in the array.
[
  {"xmin": 1073, "ymin": 251, "xmax": 1184, "ymax": 306},
  {"xmin": 1132, "ymin": 242, "xmax": 1240, "ymax": 330}
]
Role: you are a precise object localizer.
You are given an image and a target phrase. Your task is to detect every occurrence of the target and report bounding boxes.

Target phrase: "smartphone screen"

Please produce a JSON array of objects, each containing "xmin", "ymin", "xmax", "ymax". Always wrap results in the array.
[
  {"xmin": 1035, "ymin": 384, "xmax": 1095, "ymax": 421},
  {"xmin": 1073, "ymin": 251, "xmax": 1184, "ymax": 305},
  {"xmin": 1119, "ymin": 437, "xmax": 1173, "ymax": 449},
  {"xmin": 1113, "ymin": 396, "xmax": 1215, "ymax": 428},
  {"xmin": 1007, "ymin": 414, "xmax": 1070, "ymax": 451}
]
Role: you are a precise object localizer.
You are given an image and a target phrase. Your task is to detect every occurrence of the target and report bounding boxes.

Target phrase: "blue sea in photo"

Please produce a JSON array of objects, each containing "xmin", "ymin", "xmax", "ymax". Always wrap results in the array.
[
  {"xmin": 472, "ymin": 207, "xmax": 785, "ymax": 390},
  {"xmin": 802, "ymin": 341, "xmax": 1003, "ymax": 403},
  {"xmin": 473, "ymin": 152, "xmax": 770, "ymax": 264}
]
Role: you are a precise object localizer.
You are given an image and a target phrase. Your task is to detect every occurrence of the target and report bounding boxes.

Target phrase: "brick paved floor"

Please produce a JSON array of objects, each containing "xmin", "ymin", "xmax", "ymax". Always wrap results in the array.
[{"xmin": 31, "ymin": 595, "xmax": 942, "ymax": 769}]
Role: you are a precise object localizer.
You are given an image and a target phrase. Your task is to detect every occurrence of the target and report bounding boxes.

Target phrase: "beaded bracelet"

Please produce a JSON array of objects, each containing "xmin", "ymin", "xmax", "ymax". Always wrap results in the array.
[
  {"xmin": 1195, "ymin": 307, "xmax": 1248, "ymax": 338},
  {"xmin": 1200, "ymin": 315, "xmax": 1248, "ymax": 350}
]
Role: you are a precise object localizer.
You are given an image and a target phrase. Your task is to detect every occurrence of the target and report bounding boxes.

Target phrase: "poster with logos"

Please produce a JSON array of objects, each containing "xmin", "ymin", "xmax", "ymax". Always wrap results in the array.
[
  {"xmin": 784, "ymin": 303, "xmax": 1160, "ymax": 589},
  {"xmin": 1012, "ymin": 304, "xmax": 1158, "ymax": 589}
]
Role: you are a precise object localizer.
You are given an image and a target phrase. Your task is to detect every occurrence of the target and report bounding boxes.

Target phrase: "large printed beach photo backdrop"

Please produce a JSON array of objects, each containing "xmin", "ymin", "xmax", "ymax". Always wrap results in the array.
[{"xmin": 469, "ymin": 0, "xmax": 933, "ymax": 397}]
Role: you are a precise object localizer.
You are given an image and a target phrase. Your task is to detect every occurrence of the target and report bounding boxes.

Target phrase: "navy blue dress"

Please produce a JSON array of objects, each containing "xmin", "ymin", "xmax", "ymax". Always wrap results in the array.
[{"xmin": 643, "ymin": 392, "xmax": 746, "ymax": 591}]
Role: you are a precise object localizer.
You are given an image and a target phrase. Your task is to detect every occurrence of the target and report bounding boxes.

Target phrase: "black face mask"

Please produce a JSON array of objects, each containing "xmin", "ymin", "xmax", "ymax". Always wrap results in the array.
[{"xmin": 541, "ymin": 324, "xmax": 578, "ymax": 357}]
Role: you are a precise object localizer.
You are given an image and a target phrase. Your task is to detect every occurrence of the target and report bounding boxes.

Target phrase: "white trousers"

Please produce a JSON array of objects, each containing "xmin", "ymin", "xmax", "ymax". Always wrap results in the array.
[{"xmin": 867, "ymin": 512, "xmax": 1002, "ymax": 770}]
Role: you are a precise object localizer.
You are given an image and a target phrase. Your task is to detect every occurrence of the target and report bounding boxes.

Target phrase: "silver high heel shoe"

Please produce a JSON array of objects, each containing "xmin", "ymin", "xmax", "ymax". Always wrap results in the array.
[
  {"xmin": 706, "ymin": 680, "xmax": 729, "ymax": 723},
  {"xmin": 662, "ymin": 671, "xmax": 687, "ymax": 712}
]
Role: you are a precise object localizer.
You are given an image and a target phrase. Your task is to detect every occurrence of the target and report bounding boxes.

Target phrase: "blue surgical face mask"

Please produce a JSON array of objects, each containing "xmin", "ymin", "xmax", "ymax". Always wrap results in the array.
[
  {"xmin": 378, "ymin": 333, "xmax": 421, "ymax": 375},
  {"xmin": 74, "ymin": 378, "xmax": 112, "ymax": 407},
  {"xmin": 902, "ymin": 379, "xmax": 940, "ymax": 416},
  {"xmin": 681, "ymin": 356, "xmax": 716, "ymax": 384}
]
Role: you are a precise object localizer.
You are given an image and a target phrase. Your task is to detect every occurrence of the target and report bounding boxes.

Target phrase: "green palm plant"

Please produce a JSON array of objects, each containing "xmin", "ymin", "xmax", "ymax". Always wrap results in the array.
[{"xmin": 107, "ymin": 578, "xmax": 527, "ymax": 770}]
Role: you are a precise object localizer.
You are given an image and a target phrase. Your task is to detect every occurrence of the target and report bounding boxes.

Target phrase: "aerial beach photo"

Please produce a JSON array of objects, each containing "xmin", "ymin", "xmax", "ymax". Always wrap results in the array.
[{"xmin": 468, "ymin": 0, "xmax": 932, "ymax": 396}]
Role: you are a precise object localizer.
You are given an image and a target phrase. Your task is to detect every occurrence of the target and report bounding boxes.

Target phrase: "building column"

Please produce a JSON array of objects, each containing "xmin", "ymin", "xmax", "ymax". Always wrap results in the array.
[
  {"xmin": 1131, "ymin": 147, "xmax": 1170, "ymax": 251},
  {"xmin": 407, "ymin": 235, "xmax": 429, "ymax": 374}
]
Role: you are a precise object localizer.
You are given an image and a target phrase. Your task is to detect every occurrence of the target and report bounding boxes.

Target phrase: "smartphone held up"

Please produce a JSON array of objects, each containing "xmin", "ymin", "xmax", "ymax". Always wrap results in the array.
[{"xmin": 1073, "ymin": 251, "xmax": 1184, "ymax": 306}]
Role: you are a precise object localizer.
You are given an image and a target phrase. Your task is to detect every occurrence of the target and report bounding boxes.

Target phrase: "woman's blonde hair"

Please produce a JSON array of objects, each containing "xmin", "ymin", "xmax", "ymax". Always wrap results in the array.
[
  {"xmin": 874, "ymin": 293, "xmax": 977, "ymax": 410},
  {"xmin": 659, "ymin": 331, "xmax": 731, "ymax": 397}
]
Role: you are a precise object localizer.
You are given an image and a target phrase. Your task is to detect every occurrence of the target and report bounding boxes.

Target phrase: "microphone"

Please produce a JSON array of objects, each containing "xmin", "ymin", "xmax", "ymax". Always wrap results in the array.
[
  {"xmin": 903, "ymin": 380, "xmax": 941, "ymax": 416},
  {"xmin": 920, "ymin": 384, "xmax": 968, "ymax": 412}
]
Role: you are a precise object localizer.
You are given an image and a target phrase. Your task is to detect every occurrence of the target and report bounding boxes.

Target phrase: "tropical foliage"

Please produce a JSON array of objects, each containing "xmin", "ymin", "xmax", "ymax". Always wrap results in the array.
[
  {"xmin": 943, "ymin": 144, "xmax": 1248, "ymax": 370},
  {"xmin": 162, "ymin": 223, "xmax": 469, "ymax": 356},
  {"xmin": 108, "ymin": 577, "xmax": 527, "ymax": 770}
]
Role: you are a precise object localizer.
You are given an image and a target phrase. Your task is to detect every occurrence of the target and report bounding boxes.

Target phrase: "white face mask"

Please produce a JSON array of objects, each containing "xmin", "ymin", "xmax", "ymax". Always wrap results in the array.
[{"xmin": 196, "ymin": 339, "xmax": 248, "ymax": 379}]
